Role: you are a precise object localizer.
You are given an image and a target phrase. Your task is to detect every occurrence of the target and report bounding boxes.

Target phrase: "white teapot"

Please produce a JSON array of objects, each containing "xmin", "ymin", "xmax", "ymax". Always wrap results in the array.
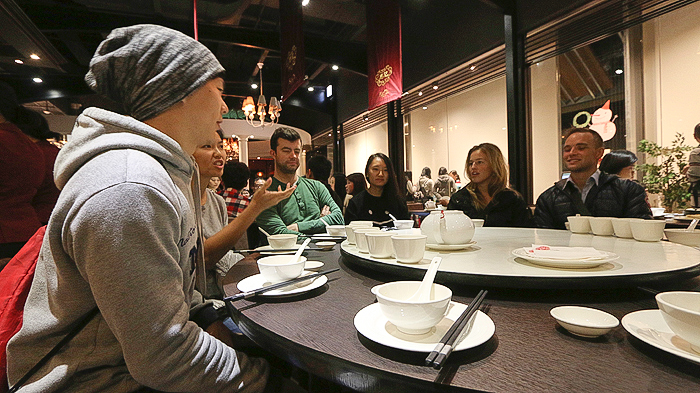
[
  {"xmin": 420, "ymin": 210, "xmax": 443, "ymax": 244},
  {"xmin": 439, "ymin": 211, "xmax": 474, "ymax": 245}
]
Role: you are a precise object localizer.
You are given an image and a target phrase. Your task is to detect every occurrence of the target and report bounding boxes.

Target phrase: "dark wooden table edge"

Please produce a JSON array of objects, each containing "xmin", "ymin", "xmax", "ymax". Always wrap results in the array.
[{"xmin": 339, "ymin": 248, "xmax": 700, "ymax": 289}]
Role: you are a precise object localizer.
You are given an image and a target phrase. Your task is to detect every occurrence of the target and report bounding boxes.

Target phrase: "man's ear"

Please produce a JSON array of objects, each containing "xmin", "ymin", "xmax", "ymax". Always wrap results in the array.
[
  {"xmin": 270, "ymin": 149, "xmax": 276, "ymax": 158},
  {"xmin": 306, "ymin": 169, "xmax": 313, "ymax": 179}
]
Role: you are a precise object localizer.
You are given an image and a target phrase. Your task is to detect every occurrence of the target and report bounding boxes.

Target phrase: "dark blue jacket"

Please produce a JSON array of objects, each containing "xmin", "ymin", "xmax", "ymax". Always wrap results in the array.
[{"xmin": 534, "ymin": 172, "xmax": 652, "ymax": 229}]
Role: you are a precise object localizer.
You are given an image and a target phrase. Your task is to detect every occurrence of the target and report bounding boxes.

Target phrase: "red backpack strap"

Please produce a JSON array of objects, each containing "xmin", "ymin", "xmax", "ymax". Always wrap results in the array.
[{"xmin": 0, "ymin": 225, "xmax": 46, "ymax": 393}]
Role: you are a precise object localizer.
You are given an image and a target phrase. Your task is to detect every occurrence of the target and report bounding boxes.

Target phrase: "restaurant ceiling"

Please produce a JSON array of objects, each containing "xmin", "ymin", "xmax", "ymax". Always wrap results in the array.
[{"xmin": 0, "ymin": 0, "xmax": 620, "ymax": 137}]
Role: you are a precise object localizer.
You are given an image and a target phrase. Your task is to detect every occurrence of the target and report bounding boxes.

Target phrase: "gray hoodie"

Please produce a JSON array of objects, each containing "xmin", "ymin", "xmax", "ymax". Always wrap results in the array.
[{"xmin": 6, "ymin": 108, "xmax": 268, "ymax": 392}]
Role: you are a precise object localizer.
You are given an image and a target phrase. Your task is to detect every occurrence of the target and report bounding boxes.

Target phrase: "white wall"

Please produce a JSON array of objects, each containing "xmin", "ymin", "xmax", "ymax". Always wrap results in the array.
[
  {"xmin": 409, "ymin": 78, "xmax": 507, "ymax": 184},
  {"xmin": 344, "ymin": 122, "xmax": 389, "ymax": 175},
  {"xmin": 530, "ymin": 58, "xmax": 562, "ymax": 199},
  {"xmin": 643, "ymin": 1, "xmax": 700, "ymax": 147}
]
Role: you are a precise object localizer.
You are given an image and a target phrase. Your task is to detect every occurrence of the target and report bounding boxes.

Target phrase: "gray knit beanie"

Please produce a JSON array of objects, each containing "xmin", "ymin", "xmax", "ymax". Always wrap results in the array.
[{"xmin": 85, "ymin": 24, "xmax": 225, "ymax": 121}]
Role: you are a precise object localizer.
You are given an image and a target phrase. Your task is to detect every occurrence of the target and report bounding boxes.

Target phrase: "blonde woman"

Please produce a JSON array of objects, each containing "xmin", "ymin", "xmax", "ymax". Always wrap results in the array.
[{"xmin": 447, "ymin": 143, "xmax": 531, "ymax": 227}]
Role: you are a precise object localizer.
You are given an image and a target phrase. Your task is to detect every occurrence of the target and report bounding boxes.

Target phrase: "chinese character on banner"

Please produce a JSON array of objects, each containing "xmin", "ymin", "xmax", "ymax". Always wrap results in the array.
[
  {"xmin": 367, "ymin": 0, "xmax": 402, "ymax": 110},
  {"xmin": 280, "ymin": 0, "xmax": 306, "ymax": 102}
]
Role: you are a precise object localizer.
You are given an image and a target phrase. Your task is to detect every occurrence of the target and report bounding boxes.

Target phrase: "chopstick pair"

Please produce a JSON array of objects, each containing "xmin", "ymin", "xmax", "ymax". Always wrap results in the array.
[
  {"xmin": 223, "ymin": 268, "xmax": 339, "ymax": 302},
  {"xmin": 425, "ymin": 289, "xmax": 488, "ymax": 369},
  {"xmin": 237, "ymin": 248, "xmax": 324, "ymax": 253}
]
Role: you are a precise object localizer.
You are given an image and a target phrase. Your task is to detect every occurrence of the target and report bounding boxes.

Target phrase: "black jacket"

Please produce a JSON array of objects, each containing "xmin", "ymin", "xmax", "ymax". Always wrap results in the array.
[
  {"xmin": 534, "ymin": 172, "xmax": 652, "ymax": 229},
  {"xmin": 344, "ymin": 189, "xmax": 409, "ymax": 226},
  {"xmin": 447, "ymin": 187, "xmax": 532, "ymax": 227}
]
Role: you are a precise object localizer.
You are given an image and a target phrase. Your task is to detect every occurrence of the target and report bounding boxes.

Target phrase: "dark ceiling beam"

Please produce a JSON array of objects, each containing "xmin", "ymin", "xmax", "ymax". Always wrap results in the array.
[{"xmin": 19, "ymin": 3, "xmax": 367, "ymax": 75}]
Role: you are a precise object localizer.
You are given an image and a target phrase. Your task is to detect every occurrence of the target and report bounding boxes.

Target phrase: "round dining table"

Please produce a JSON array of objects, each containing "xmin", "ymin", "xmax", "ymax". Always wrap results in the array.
[{"xmin": 223, "ymin": 228, "xmax": 700, "ymax": 392}]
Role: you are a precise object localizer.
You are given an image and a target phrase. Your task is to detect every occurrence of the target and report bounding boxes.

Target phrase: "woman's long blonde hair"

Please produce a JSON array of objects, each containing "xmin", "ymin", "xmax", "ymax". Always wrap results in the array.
[{"xmin": 464, "ymin": 143, "xmax": 509, "ymax": 210}]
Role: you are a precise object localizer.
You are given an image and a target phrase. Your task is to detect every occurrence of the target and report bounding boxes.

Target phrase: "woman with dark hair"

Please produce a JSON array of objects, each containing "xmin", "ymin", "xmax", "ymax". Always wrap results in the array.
[
  {"xmin": 599, "ymin": 150, "xmax": 638, "ymax": 179},
  {"xmin": 344, "ymin": 153, "xmax": 409, "ymax": 226},
  {"xmin": 344, "ymin": 172, "xmax": 366, "ymax": 212},
  {"xmin": 330, "ymin": 172, "xmax": 347, "ymax": 202},
  {"xmin": 418, "ymin": 166, "xmax": 435, "ymax": 201},
  {"xmin": 448, "ymin": 143, "xmax": 531, "ymax": 227}
]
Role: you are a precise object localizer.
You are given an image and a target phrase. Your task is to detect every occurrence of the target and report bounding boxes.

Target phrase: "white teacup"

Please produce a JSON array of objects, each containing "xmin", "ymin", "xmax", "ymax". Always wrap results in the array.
[
  {"xmin": 267, "ymin": 234, "xmax": 298, "ymax": 249},
  {"xmin": 391, "ymin": 234, "xmax": 427, "ymax": 263},
  {"xmin": 371, "ymin": 281, "xmax": 452, "ymax": 334},
  {"xmin": 354, "ymin": 228, "xmax": 380, "ymax": 253},
  {"xmin": 611, "ymin": 218, "xmax": 633, "ymax": 238},
  {"xmin": 365, "ymin": 232, "xmax": 395, "ymax": 258},
  {"xmin": 471, "ymin": 219, "xmax": 484, "ymax": 227},
  {"xmin": 393, "ymin": 220, "xmax": 414, "ymax": 230},
  {"xmin": 326, "ymin": 225, "xmax": 346, "ymax": 236},
  {"xmin": 589, "ymin": 217, "xmax": 615, "ymax": 236},
  {"xmin": 651, "ymin": 207, "xmax": 665, "ymax": 217},
  {"xmin": 630, "ymin": 219, "xmax": 666, "ymax": 242},
  {"xmin": 567, "ymin": 215, "xmax": 591, "ymax": 234},
  {"xmin": 257, "ymin": 255, "xmax": 306, "ymax": 283}
]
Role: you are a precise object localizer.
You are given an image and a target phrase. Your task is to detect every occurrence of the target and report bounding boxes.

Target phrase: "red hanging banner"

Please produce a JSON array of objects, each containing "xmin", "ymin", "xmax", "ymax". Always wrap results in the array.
[
  {"xmin": 280, "ymin": 0, "xmax": 306, "ymax": 102},
  {"xmin": 367, "ymin": 0, "xmax": 402, "ymax": 110}
]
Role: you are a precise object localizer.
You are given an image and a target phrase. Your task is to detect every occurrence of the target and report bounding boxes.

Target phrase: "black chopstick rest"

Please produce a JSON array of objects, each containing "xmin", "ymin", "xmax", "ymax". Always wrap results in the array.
[
  {"xmin": 224, "ymin": 268, "xmax": 340, "ymax": 302},
  {"xmin": 425, "ymin": 289, "xmax": 488, "ymax": 369}
]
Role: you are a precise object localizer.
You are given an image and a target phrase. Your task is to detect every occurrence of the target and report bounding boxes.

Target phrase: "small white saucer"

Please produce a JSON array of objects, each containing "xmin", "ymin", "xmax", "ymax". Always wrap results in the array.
[
  {"xmin": 304, "ymin": 261, "xmax": 325, "ymax": 270},
  {"xmin": 425, "ymin": 241, "xmax": 477, "ymax": 251},
  {"xmin": 237, "ymin": 271, "xmax": 328, "ymax": 297},
  {"xmin": 353, "ymin": 301, "xmax": 495, "ymax": 352},
  {"xmin": 550, "ymin": 306, "xmax": 619, "ymax": 337},
  {"xmin": 254, "ymin": 244, "xmax": 302, "ymax": 255},
  {"xmin": 622, "ymin": 309, "xmax": 700, "ymax": 365},
  {"xmin": 315, "ymin": 241, "xmax": 336, "ymax": 250}
]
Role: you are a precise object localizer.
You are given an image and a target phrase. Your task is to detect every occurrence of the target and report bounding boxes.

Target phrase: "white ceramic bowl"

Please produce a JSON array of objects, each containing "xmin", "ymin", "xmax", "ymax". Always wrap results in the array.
[
  {"xmin": 267, "ymin": 234, "xmax": 298, "ymax": 249},
  {"xmin": 348, "ymin": 220, "xmax": 374, "ymax": 228},
  {"xmin": 391, "ymin": 234, "xmax": 427, "ymax": 263},
  {"xmin": 550, "ymin": 306, "xmax": 619, "ymax": 337},
  {"xmin": 354, "ymin": 227, "xmax": 380, "ymax": 253},
  {"xmin": 315, "ymin": 241, "xmax": 335, "ymax": 250},
  {"xmin": 664, "ymin": 229, "xmax": 700, "ymax": 247},
  {"xmin": 365, "ymin": 232, "xmax": 395, "ymax": 258},
  {"xmin": 257, "ymin": 255, "xmax": 307, "ymax": 283},
  {"xmin": 326, "ymin": 225, "xmax": 347, "ymax": 236},
  {"xmin": 656, "ymin": 291, "xmax": 700, "ymax": 351},
  {"xmin": 371, "ymin": 281, "xmax": 452, "ymax": 334},
  {"xmin": 567, "ymin": 216, "xmax": 591, "ymax": 234},
  {"xmin": 393, "ymin": 220, "xmax": 414, "ymax": 230},
  {"xmin": 611, "ymin": 218, "xmax": 633, "ymax": 239},
  {"xmin": 589, "ymin": 217, "xmax": 615, "ymax": 236},
  {"xmin": 471, "ymin": 219, "xmax": 485, "ymax": 227},
  {"xmin": 630, "ymin": 219, "xmax": 666, "ymax": 242},
  {"xmin": 651, "ymin": 207, "xmax": 666, "ymax": 217}
]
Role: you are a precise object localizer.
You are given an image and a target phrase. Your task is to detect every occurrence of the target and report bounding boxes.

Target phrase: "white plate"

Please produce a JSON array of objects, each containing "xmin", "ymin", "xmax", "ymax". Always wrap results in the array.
[
  {"xmin": 622, "ymin": 309, "xmax": 700, "ymax": 365},
  {"xmin": 304, "ymin": 261, "xmax": 325, "ymax": 270},
  {"xmin": 425, "ymin": 241, "xmax": 477, "ymax": 251},
  {"xmin": 511, "ymin": 248, "xmax": 618, "ymax": 268},
  {"xmin": 236, "ymin": 271, "xmax": 328, "ymax": 297},
  {"xmin": 353, "ymin": 302, "xmax": 495, "ymax": 353},
  {"xmin": 255, "ymin": 244, "xmax": 301, "ymax": 255}
]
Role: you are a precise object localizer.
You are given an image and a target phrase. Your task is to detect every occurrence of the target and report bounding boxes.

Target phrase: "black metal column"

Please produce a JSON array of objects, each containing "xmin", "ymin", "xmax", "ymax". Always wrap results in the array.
[
  {"xmin": 387, "ymin": 99, "xmax": 405, "ymax": 185},
  {"xmin": 504, "ymin": 10, "xmax": 532, "ymax": 203},
  {"xmin": 329, "ymin": 92, "xmax": 341, "ymax": 172}
]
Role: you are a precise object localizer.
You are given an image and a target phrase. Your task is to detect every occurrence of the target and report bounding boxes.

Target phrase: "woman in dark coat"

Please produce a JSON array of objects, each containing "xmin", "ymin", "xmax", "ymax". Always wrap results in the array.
[
  {"xmin": 448, "ymin": 143, "xmax": 531, "ymax": 227},
  {"xmin": 345, "ymin": 153, "xmax": 409, "ymax": 226}
]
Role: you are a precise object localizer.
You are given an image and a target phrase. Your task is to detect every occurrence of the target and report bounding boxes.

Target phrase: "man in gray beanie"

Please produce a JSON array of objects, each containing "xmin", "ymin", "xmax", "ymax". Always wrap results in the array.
[{"xmin": 7, "ymin": 25, "xmax": 293, "ymax": 392}]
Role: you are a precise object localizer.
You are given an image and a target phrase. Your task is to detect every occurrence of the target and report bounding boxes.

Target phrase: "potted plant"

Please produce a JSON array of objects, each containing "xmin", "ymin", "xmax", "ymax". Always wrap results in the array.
[{"xmin": 637, "ymin": 132, "xmax": 693, "ymax": 212}]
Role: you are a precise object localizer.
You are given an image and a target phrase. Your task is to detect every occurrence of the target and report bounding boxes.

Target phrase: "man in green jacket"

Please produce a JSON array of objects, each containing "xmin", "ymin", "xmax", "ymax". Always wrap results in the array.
[{"xmin": 256, "ymin": 127, "xmax": 343, "ymax": 235}]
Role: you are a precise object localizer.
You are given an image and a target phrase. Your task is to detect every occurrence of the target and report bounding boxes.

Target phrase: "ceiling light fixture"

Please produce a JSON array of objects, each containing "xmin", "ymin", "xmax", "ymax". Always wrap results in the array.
[
  {"xmin": 422, "ymin": 106, "xmax": 427, "ymax": 110},
  {"xmin": 302, "ymin": 0, "xmax": 310, "ymax": 5},
  {"xmin": 242, "ymin": 62, "xmax": 281, "ymax": 128},
  {"xmin": 14, "ymin": 59, "xmax": 23, "ymax": 64},
  {"xmin": 30, "ymin": 54, "xmax": 40, "ymax": 60},
  {"xmin": 331, "ymin": 65, "xmax": 339, "ymax": 71},
  {"xmin": 615, "ymin": 69, "xmax": 623, "ymax": 75},
  {"xmin": 32, "ymin": 77, "xmax": 43, "ymax": 83},
  {"xmin": 433, "ymin": 85, "xmax": 438, "ymax": 90},
  {"xmin": 418, "ymin": 91, "xmax": 423, "ymax": 96},
  {"xmin": 470, "ymin": 65, "xmax": 476, "ymax": 71},
  {"xmin": 307, "ymin": 86, "xmax": 314, "ymax": 92},
  {"xmin": 251, "ymin": 83, "xmax": 258, "ymax": 89}
]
